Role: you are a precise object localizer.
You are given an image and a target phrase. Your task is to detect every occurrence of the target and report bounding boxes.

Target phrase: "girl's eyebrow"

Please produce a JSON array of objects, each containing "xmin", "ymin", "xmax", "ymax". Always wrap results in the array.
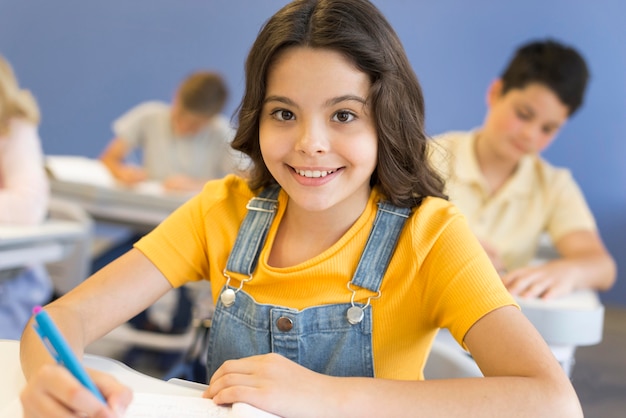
[
  {"xmin": 263, "ymin": 94, "xmax": 367, "ymax": 108},
  {"xmin": 326, "ymin": 95, "xmax": 367, "ymax": 107},
  {"xmin": 264, "ymin": 95, "xmax": 296, "ymax": 106}
]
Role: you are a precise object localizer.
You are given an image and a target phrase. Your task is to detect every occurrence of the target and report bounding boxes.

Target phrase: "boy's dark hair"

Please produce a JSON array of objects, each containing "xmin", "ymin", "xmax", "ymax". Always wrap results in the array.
[
  {"xmin": 231, "ymin": 0, "xmax": 446, "ymax": 207},
  {"xmin": 178, "ymin": 71, "xmax": 228, "ymax": 117},
  {"xmin": 500, "ymin": 39, "xmax": 589, "ymax": 116}
]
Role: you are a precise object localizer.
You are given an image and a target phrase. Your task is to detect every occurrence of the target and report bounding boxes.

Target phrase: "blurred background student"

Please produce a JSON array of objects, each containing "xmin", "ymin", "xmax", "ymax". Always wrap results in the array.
[
  {"xmin": 96, "ymin": 71, "xmax": 240, "ymax": 367},
  {"xmin": 99, "ymin": 71, "xmax": 241, "ymax": 193},
  {"xmin": 0, "ymin": 55, "xmax": 52, "ymax": 339},
  {"xmin": 430, "ymin": 39, "xmax": 616, "ymax": 302},
  {"xmin": 429, "ymin": 39, "xmax": 617, "ymax": 375}
]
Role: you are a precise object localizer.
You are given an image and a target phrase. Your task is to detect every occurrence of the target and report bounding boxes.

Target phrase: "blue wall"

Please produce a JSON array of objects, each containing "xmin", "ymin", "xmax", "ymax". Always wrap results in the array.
[{"xmin": 2, "ymin": 0, "xmax": 625, "ymax": 304}]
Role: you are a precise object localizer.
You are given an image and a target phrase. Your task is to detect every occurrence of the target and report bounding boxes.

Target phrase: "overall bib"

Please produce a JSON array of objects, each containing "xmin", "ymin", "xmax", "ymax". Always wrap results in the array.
[{"xmin": 205, "ymin": 186, "xmax": 410, "ymax": 379}]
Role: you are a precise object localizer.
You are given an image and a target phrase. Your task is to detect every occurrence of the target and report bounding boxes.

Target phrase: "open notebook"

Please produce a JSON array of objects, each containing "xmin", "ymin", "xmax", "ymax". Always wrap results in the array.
[
  {"xmin": 125, "ymin": 392, "xmax": 279, "ymax": 418},
  {"xmin": 0, "ymin": 392, "xmax": 279, "ymax": 418},
  {"xmin": 45, "ymin": 155, "xmax": 117, "ymax": 188},
  {"xmin": 44, "ymin": 155, "xmax": 167, "ymax": 195}
]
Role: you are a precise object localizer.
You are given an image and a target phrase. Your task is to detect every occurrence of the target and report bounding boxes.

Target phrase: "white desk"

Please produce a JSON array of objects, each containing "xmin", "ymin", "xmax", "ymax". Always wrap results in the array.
[
  {"xmin": 0, "ymin": 220, "xmax": 87, "ymax": 271},
  {"xmin": 50, "ymin": 179, "xmax": 193, "ymax": 232},
  {"xmin": 1, "ymin": 339, "xmax": 279, "ymax": 418},
  {"xmin": 0, "ymin": 339, "xmax": 203, "ymax": 416},
  {"xmin": 432, "ymin": 289, "xmax": 605, "ymax": 378},
  {"xmin": 517, "ymin": 289, "xmax": 604, "ymax": 346},
  {"xmin": 46, "ymin": 155, "xmax": 193, "ymax": 231}
]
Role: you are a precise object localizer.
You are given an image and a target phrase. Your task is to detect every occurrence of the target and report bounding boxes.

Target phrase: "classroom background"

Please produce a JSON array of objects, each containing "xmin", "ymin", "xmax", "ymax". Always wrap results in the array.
[{"xmin": 1, "ymin": 0, "xmax": 624, "ymax": 305}]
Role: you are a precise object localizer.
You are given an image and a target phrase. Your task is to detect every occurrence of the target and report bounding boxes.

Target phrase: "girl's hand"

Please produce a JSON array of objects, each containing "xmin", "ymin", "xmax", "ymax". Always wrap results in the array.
[
  {"xmin": 205, "ymin": 353, "xmax": 338, "ymax": 418},
  {"xmin": 20, "ymin": 364, "xmax": 132, "ymax": 418}
]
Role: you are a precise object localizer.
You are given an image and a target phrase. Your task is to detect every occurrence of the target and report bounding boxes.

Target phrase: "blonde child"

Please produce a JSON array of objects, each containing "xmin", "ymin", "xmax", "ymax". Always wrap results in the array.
[{"xmin": 0, "ymin": 54, "xmax": 51, "ymax": 339}]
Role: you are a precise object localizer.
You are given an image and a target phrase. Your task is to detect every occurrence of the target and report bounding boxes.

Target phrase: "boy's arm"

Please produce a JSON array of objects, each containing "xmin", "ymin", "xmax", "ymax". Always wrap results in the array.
[
  {"xmin": 554, "ymin": 230, "xmax": 616, "ymax": 290},
  {"xmin": 99, "ymin": 137, "xmax": 147, "ymax": 185},
  {"xmin": 503, "ymin": 230, "xmax": 616, "ymax": 299}
]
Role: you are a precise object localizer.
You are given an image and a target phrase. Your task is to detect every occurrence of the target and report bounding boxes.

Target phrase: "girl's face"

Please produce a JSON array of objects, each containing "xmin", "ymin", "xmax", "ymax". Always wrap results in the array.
[
  {"xmin": 481, "ymin": 80, "xmax": 569, "ymax": 162},
  {"xmin": 260, "ymin": 47, "xmax": 377, "ymax": 215}
]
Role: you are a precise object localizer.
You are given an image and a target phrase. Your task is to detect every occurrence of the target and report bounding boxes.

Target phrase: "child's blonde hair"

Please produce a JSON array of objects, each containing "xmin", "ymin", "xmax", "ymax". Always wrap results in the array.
[{"xmin": 0, "ymin": 55, "xmax": 40, "ymax": 135}]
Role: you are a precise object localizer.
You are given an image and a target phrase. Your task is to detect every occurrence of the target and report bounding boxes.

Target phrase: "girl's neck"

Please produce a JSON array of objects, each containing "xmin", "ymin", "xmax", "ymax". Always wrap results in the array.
[
  {"xmin": 268, "ymin": 195, "xmax": 368, "ymax": 268},
  {"xmin": 474, "ymin": 131, "xmax": 519, "ymax": 196}
]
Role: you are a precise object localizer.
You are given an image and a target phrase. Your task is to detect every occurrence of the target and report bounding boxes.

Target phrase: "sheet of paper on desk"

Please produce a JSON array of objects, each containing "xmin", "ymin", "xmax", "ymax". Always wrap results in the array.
[
  {"xmin": 46, "ymin": 155, "xmax": 116, "ymax": 188},
  {"xmin": 0, "ymin": 398, "xmax": 22, "ymax": 417},
  {"xmin": 126, "ymin": 393, "xmax": 280, "ymax": 418}
]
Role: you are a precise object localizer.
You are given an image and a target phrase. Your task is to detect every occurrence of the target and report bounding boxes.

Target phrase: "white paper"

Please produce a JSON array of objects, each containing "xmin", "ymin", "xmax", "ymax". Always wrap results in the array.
[
  {"xmin": 124, "ymin": 393, "xmax": 280, "ymax": 418},
  {"xmin": 0, "ymin": 398, "xmax": 22, "ymax": 418},
  {"xmin": 46, "ymin": 155, "xmax": 116, "ymax": 188}
]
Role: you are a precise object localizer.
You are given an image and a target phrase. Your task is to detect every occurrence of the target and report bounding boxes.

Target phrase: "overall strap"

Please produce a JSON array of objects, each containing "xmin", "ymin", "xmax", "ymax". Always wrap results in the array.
[
  {"xmin": 226, "ymin": 188, "xmax": 411, "ymax": 292},
  {"xmin": 351, "ymin": 202, "xmax": 411, "ymax": 292},
  {"xmin": 225, "ymin": 184, "xmax": 281, "ymax": 276}
]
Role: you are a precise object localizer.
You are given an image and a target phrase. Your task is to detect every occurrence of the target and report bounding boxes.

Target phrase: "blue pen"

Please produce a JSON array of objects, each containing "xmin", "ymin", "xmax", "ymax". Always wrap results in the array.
[{"xmin": 32, "ymin": 306, "xmax": 107, "ymax": 404}]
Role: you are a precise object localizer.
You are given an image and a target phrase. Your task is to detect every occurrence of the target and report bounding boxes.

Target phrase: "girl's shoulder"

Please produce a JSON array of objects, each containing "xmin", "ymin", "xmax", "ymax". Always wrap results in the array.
[
  {"xmin": 405, "ymin": 196, "xmax": 467, "ymax": 239},
  {"xmin": 0, "ymin": 118, "xmax": 39, "ymax": 146},
  {"xmin": 412, "ymin": 196, "xmax": 462, "ymax": 222},
  {"xmin": 195, "ymin": 174, "xmax": 259, "ymax": 215}
]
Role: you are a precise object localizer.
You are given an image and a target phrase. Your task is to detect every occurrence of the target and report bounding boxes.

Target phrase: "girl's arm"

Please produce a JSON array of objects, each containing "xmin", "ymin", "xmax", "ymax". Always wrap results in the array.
[
  {"xmin": 19, "ymin": 249, "xmax": 173, "ymax": 416},
  {"xmin": 207, "ymin": 306, "xmax": 582, "ymax": 418}
]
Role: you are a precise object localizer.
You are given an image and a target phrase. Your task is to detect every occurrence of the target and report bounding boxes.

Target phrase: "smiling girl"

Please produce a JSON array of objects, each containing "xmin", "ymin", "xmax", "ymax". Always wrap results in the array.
[{"xmin": 20, "ymin": 2, "xmax": 582, "ymax": 417}]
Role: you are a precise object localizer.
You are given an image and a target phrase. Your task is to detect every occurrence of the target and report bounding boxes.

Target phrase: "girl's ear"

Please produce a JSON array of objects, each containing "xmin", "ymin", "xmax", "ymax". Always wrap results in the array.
[{"xmin": 486, "ymin": 78, "xmax": 504, "ymax": 108}]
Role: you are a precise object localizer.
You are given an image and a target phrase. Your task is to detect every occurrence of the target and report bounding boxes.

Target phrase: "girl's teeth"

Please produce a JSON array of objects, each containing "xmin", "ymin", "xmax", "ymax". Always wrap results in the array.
[{"xmin": 297, "ymin": 169, "xmax": 334, "ymax": 178}]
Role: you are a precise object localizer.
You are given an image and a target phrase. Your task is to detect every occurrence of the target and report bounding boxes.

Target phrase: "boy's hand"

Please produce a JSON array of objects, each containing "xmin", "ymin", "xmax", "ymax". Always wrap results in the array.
[
  {"xmin": 162, "ymin": 174, "xmax": 204, "ymax": 192},
  {"xmin": 501, "ymin": 261, "xmax": 577, "ymax": 299},
  {"xmin": 115, "ymin": 165, "xmax": 148, "ymax": 185}
]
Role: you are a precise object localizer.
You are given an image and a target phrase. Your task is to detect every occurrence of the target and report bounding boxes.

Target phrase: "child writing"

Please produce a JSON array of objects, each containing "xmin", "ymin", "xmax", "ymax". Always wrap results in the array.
[
  {"xmin": 0, "ymin": 54, "xmax": 52, "ymax": 339},
  {"xmin": 99, "ymin": 71, "xmax": 240, "ymax": 193},
  {"xmin": 98, "ymin": 71, "xmax": 241, "ymax": 334},
  {"xmin": 429, "ymin": 39, "xmax": 616, "ymax": 300},
  {"xmin": 20, "ymin": 1, "xmax": 582, "ymax": 417}
]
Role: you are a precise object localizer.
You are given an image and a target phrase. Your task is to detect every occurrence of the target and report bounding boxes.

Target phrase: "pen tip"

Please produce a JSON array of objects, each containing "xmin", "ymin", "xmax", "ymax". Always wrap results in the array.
[{"xmin": 33, "ymin": 306, "xmax": 42, "ymax": 314}]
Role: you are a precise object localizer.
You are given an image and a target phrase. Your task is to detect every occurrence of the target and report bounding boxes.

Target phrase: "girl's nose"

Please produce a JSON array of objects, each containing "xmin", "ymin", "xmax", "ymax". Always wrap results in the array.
[{"xmin": 296, "ymin": 119, "xmax": 329, "ymax": 155}]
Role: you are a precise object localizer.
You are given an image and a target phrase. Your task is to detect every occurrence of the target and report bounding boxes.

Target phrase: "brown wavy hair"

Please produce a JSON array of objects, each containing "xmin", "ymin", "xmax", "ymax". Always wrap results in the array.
[{"xmin": 231, "ymin": 0, "xmax": 446, "ymax": 207}]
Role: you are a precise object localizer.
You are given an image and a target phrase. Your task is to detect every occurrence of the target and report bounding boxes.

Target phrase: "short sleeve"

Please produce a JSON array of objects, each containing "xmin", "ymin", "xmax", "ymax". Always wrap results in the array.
[
  {"xmin": 112, "ymin": 102, "xmax": 167, "ymax": 148},
  {"xmin": 546, "ymin": 169, "xmax": 597, "ymax": 241}
]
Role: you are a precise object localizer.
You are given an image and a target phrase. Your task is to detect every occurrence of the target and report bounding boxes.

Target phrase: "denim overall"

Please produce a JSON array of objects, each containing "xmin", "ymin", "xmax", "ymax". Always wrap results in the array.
[{"xmin": 205, "ymin": 185, "xmax": 410, "ymax": 379}]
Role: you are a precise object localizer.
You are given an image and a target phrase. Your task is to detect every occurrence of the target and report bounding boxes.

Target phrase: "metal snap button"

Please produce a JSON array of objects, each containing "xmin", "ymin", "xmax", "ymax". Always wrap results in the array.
[{"xmin": 276, "ymin": 316, "xmax": 293, "ymax": 332}]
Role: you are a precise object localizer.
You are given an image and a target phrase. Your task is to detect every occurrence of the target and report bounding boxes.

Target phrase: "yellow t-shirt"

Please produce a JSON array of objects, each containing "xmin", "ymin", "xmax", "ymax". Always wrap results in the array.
[
  {"xmin": 430, "ymin": 131, "xmax": 597, "ymax": 270},
  {"xmin": 136, "ymin": 174, "xmax": 515, "ymax": 379}
]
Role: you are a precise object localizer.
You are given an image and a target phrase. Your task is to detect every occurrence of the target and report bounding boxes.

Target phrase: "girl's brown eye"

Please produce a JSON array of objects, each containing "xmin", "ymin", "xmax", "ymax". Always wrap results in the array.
[
  {"xmin": 333, "ymin": 111, "xmax": 355, "ymax": 123},
  {"xmin": 270, "ymin": 109, "xmax": 294, "ymax": 121}
]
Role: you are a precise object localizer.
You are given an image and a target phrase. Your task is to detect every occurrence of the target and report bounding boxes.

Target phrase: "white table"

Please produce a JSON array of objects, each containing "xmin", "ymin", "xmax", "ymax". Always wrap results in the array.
[
  {"xmin": 50, "ymin": 179, "xmax": 193, "ymax": 232},
  {"xmin": 517, "ymin": 289, "xmax": 604, "ymax": 346},
  {"xmin": 432, "ymin": 289, "xmax": 605, "ymax": 378},
  {"xmin": 46, "ymin": 155, "xmax": 193, "ymax": 231},
  {"xmin": 0, "ymin": 220, "xmax": 87, "ymax": 271},
  {"xmin": 1, "ymin": 339, "xmax": 279, "ymax": 418},
  {"xmin": 0, "ymin": 339, "xmax": 203, "ymax": 416}
]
